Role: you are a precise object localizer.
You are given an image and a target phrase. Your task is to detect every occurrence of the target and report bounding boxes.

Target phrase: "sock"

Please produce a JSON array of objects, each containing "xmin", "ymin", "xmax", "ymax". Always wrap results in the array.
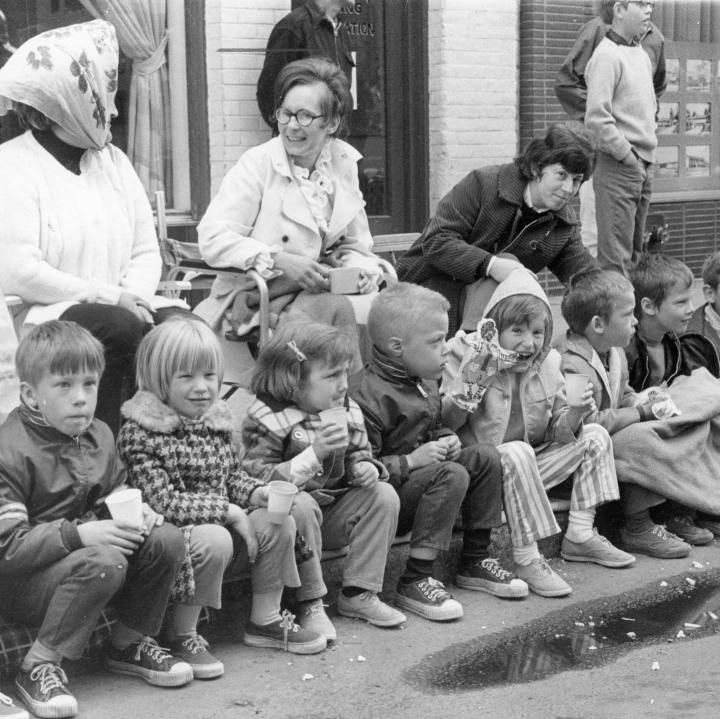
[
  {"xmin": 400, "ymin": 555, "xmax": 436, "ymax": 584},
  {"xmin": 624, "ymin": 509, "xmax": 655, "ymax": 535},
  {"xmin": 341, "ymin": 586, "xmax": 367, "ymax": 598},
  {"xmin": 512, "ymin": 542, "xmax": 540, "ymax": 567},
  {"xmin": 111, "ymin": 621, "xmax": 144, "ymax": 651},
  {"xmin": 565, "ymin": 508, "xmax": 595, "ymax": 543},
  {"xmin": 250, "ymin": 589, "xmax": 283, "ymax": 627},
  {"xmin": 461, "ymin": 528, "xmax": 492, "ymax": 565},
  {"xmin": 21, "ymin": 640, "xmax": 62, "ymax": 672},
  {"xmin": 168, "ymin": 604, "xmax": 203, "ymax": 640}
]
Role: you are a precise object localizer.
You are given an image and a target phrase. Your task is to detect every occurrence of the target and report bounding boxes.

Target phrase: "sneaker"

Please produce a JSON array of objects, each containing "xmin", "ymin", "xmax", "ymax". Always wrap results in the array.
[
  {"xmin": 621, "ymin": 524, "xmax": 691, "ymax": 559},
  {"xmin": 395, "ymin": 577, "xmax": 464, "ymax": 621},
  {"xmin": 105, "ymin": 636, "xmax": 193, "ymax": 687},
  {"xmin": 456, "ymin": 557, "xmax": 529, "ymax": 598},
  {"xmin": 695, "ymin": 514, "xmax": 720, "ymax": 538},
  {"xmin": 168, "ymin": 634, "xmax": 223, "ymax": 680},
  {"xmin": 296, "ymin": 599, "xmax": 337, "ymax": 642},
  {"xmin": 337, "ymin": 590, "xmax": 407, "ymax": 627},
  {"xmin": 561, "ymin": 529, "xmax": 636, "ymax": 568},
  {"xmin": 514, "ymin": 556, "xmax": 572, "ymax": 598},
  {"xmin": 15, "ymin": 664, "xmax": 77, "ymax": 719},
  {"xmin": 243, "ymin": 610, "xmax": 327, "ymax": 654},
  {"xmin": 665, "ymin": 515, "xmax": 713, "ymax": 546},
  {"xmin": 0, "ymin": 692, "xmax": 28, "ymax": 719}
]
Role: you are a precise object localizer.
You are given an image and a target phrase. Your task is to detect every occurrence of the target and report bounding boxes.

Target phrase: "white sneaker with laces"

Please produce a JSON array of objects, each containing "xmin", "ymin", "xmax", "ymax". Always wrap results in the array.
[
  {"xmin": 297, "ymin": 599, "xmax": 337, "ymax": 642},
  {"xmin": 337, "ymin": 590, "xmax": 407, "ymax": 627}
]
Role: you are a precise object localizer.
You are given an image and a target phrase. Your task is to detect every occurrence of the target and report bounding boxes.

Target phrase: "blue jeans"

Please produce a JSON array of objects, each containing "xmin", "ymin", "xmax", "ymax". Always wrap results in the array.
[{"xmin": 0, "ymin": 523, "xmax": 184, "ymax": 660}]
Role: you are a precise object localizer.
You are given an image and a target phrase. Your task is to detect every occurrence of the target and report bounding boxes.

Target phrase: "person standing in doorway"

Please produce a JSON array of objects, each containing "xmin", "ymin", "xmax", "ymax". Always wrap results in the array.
[{"xmin": 257, "ymin": 0, "xmax": 355, "ymax": 130}]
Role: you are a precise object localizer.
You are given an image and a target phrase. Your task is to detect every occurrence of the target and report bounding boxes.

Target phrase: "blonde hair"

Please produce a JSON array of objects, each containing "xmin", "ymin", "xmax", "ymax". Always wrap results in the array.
[
  {"xmin": 251, "ymin": 320, "xmax": 353, "ymax": 404},
  {"xmin": 135, "ymin": 317, "xmax": 224, "ymax": 402},
  {"xmin": 367, "ymin": 282, "xmax": 449, "ymax": 351}
]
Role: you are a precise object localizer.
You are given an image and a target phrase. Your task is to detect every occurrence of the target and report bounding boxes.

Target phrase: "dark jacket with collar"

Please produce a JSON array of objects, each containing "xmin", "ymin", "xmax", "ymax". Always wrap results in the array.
[
  {"xmin": 256, "ymin": 0, "xmax": 354, "ymax": 127},
  {"xmin": 624, "ymin": 330, "xmax": 720, "ymax": 392},
  {"xmin": 395, "ymin": 163, "xmax": 596, "ymax": 323},
  {"xmin": 555, "ymin": 17, "xmax": 666, "ymax": 121},
  {"xmin": 351, "ymin": 350, "xmax": 454, "ymax": 488},
  {"xmin": 0, "ymin": 405, "xmax": 124, "ymax": 577}
]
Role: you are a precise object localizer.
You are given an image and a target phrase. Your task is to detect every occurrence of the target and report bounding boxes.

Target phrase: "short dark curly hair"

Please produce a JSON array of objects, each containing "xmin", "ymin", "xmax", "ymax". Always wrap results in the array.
[{"xmin": 515, "ymin": 124, "xmax": 596, "ymax": 182}]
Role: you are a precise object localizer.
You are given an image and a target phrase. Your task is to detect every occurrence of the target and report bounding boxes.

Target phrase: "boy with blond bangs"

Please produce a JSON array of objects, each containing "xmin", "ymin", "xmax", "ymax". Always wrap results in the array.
[
  {"xmin": 627, "ymin": 254, "xmax": 720, "ymax": 544},
  {"xmin": 556, "ymin": 268, "xmax": 691, "ymax": 559},
  {"xmin": 443, "ymin": 270, "xmax": 635, "ymax": 598},
  {"xmin": 352, "ymin": 283, "xmax": 525, "ymax": 622},
  {"xmin": 0, "ymin": 321, "xmax": 192, "ymax": 719}
]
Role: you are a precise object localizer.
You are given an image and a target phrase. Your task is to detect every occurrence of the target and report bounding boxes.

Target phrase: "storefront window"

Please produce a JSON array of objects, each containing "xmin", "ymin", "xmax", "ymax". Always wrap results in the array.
[{"xmin": 1, "ymin": 0, "xmax": 191, "ymax": 211}]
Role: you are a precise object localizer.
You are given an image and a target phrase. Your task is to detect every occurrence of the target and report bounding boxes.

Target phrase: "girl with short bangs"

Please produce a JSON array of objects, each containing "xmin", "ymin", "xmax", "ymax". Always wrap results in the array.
[
  {"xmin": 118, "ymin": 318, "xmax": 327, "ymax": 672},
  {"xmin": 241, "ymin": 321, "xmax": 405, "ymax": 632}
]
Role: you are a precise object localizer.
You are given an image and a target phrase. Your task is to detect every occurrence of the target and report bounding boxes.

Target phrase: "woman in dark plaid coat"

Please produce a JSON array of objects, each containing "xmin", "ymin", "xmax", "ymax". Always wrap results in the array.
[{"xmin": 396, "ymin": 125, "xmax": 598, "ymax": 334}]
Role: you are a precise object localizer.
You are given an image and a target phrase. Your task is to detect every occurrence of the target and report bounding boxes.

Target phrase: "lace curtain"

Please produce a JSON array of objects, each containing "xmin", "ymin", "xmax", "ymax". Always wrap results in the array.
[{"xmin": 79, "ymin": 0, "xmax": 172, "ymax": 205}]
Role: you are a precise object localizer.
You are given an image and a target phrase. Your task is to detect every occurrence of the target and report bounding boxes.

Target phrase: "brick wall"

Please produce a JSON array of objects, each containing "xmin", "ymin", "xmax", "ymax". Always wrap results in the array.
[
  {"xmin": 427, "ymin": 0, "xmax": 520, "ymax": 211},
  {"xmin": 204, "ymin": 0, "xmax": 286, "ymax": 195},
  {"xmin": 204, "ymin": 1, "xmax": 521, "ymax": 213}
]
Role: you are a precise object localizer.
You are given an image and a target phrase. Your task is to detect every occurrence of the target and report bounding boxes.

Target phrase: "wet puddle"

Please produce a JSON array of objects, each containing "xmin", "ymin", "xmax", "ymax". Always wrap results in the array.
[{"xmin": 406, "ymin": 578, "xmax": 720, "ymax": 692}]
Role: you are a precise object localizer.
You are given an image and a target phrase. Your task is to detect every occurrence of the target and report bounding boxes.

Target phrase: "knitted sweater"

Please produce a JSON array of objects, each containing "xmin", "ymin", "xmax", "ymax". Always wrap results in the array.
[
  {"xmin": 0, "ymin": 131, "xmax": 161, "ymax": 317},
  {"xmin": 585, "ymin": 35, "xmax": 657, "ymax": 163}
]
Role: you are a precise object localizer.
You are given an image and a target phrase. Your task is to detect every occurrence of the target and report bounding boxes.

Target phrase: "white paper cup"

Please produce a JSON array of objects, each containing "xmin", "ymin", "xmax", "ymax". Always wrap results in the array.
[
  {"xmin": 267, "ymin": 480, "xmax": 299, "ymax": 524},
  {"xmin": 105, "ymin": 488, "xmax": 143, "ymax": 528},
  {"xmin": 318, "ymin": 406, "xmax": 348, "ymax": 439},
  {"xmin": 329, "ymin": 267, "xmax": 362, "ymax": 294},
  {"xmin": 565, "ymin": 374, "xmax": 589, "ymax": 407}
]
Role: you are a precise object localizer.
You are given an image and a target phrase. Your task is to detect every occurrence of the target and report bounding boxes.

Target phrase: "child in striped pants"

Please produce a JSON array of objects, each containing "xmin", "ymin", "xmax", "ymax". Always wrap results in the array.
[{"xmin": 443, "ymin": 270, "xmax": 635, "ymax": 598}]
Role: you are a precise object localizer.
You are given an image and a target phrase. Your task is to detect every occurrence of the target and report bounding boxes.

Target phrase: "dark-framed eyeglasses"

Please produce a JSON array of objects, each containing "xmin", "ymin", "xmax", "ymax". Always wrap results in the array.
[
  {"xmin": 275, "ymin": 108, "xmax": 324, "ymax": 127},
  {"xmin": 626, "ymin": 1, "xmax": 656, "ymax": 10}
]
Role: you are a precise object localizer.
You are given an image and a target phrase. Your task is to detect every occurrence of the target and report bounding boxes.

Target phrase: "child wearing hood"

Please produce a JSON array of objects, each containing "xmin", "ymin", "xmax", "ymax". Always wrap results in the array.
[{"xmin": 443, "ymin": 269, "xmax": 634, "ymax": 598}]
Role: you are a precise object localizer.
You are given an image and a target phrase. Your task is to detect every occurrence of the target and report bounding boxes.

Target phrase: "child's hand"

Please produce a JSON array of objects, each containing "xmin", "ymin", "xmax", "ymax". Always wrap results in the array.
[
  {"xmin": 438, "ymin": 434, "xmax": 462, "ymax": 461},
  {"xmin": 351, "ymin": 461, "xmax": 379, "ymax": 488},
  {"xmin": 141, "ymin": 503, "xmax": 164, "ymax": 536},
  {"xmin": 77, "ymin": 520, "xmax": 144, "ymax": 556},
  {"xmin": 250, "ymin": 485, "xmax": 270, "ymax": 507},
  {"xmin": 407, "ymin": 441, "xmax": 447, "ymax": 470},
  {"xmin": 228, "ymin": 505, "xmax": 258, "ymax": 563},
  {"xmin": 566, "ymin": 383, "xmax": 596, "ymax": 429},
  {"xmin": 313, "ymin": 423, "xmax": 349, "ymax": 460}
]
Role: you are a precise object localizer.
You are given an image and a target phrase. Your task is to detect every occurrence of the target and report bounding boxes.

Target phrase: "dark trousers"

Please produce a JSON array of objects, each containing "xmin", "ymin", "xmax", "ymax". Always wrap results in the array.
[
  {"xmin": 0, "ymin": 523, "xmax": 184, "ymax": 661},
  {"xmin": 396, "ymin": 444, "xmax": 504, "ymax": 551}
]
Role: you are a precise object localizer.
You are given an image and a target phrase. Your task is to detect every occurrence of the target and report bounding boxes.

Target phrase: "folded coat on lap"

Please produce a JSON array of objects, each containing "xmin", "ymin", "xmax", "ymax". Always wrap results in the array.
[{"xmin": 612, "ymin": 368, "xmax": 720, "ymax": 514}]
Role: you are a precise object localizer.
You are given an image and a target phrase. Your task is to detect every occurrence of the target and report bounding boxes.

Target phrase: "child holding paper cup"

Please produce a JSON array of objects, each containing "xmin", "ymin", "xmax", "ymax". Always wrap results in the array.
[
  {"xmin": 0, "ymin": 321, "xmax": 192, "ymax": 719},
  {"xmin": 241, "ymin": 321, "xmax": 407, "ymax": 631},
  {"xmin": 443, "ymin": 270, "xmax": 634, "ymax": 599},
  {"xmin": 118, "ymin": 318, "xmax": 327, "ymax": 671}
]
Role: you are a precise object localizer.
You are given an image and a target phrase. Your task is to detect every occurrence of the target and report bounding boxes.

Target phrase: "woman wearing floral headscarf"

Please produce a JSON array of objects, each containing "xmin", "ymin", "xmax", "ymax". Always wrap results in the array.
[{"xmin": 0, "ymin": 20, "xmax": 162, "ymax": 433}]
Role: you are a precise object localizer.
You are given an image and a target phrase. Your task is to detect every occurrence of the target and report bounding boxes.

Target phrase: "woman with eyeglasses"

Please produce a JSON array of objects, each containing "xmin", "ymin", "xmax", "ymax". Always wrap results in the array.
[
  {"xmin": 396, "ymin": 124, "xmax": 598, "ymax": 335},
  {"xmin": 198, "ymin": 57, "xmax": 383, "ymax": 362}
]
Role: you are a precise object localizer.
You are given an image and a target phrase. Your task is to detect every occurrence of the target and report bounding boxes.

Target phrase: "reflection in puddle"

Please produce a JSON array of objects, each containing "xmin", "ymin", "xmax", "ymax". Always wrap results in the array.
[{"xmin": 408, "ymin": 581, "xmax": 720, "ymax": 692}]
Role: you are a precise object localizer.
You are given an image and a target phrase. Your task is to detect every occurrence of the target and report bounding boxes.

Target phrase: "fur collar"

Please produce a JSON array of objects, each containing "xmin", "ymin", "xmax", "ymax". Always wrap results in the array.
[{"xmin": 121, "ymin": 391, "xmax": 235, "ymax": 434}]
